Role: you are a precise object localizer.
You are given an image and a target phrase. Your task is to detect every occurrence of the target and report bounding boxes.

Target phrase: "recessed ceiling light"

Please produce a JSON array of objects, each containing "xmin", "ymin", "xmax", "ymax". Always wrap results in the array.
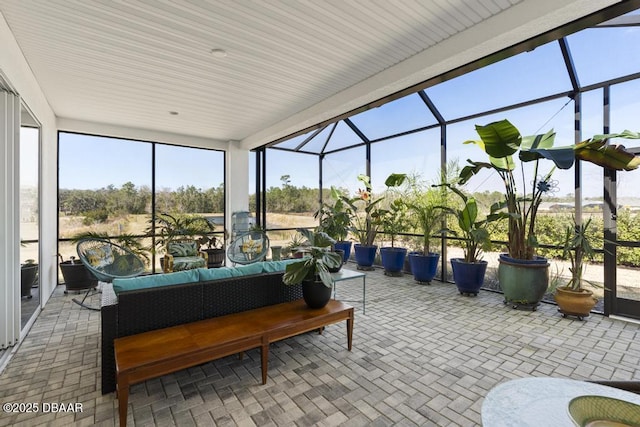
[
  {"xmin": 169, "ymin": 111, "xmax": 179, "ymax": 115},
  {"xmin": 210, "ymin": 48, "xmax": 227, "ymax": 58}
]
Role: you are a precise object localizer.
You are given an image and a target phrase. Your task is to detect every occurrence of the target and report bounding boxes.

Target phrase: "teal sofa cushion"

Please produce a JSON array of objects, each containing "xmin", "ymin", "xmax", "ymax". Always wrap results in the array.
[
  {"xmin": 230, "ymin": 263, "xmax": 264, "ymax": 277},
  {"xmin": 261, "ymin": 259, "xmax": 300, "ymax": 273},
  {"xmin": 112, "ymin": 269, "xmax": 199, "ymax": 294},
  {"xmin": 197, "ymin": 267, "xmax": 235, "ymax": 281}
]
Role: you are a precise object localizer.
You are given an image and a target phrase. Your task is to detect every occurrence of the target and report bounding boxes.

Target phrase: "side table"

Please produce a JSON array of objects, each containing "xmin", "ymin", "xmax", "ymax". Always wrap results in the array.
[{"xmin": 331, "ymin": 269, "xmax": 366, "ymax": 314}]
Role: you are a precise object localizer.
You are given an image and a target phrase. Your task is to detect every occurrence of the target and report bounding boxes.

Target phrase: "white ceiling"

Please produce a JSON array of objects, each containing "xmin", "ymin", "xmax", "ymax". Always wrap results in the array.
[{"xmin": 0, "ymin": 0, "xmax": 621, "ymax": 150}]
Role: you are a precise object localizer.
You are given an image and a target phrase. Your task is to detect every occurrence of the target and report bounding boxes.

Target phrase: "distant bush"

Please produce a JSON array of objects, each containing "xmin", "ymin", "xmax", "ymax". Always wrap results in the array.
[{"xmin": 83, "ymin": 209, "xmax": 109, "ymax": 225}]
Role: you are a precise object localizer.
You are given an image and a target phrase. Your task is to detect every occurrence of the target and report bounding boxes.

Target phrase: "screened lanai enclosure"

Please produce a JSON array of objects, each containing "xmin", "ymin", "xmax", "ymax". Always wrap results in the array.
[{"xmin": 253, "ymin": 6, "xmax": 640, "ymax": 320}]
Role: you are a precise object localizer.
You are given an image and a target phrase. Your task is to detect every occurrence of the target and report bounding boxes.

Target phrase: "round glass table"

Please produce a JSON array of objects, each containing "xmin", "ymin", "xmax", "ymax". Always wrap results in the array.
[{"xmin": 482, "ymin": 377, "xmax": 640, "ymax": 426}]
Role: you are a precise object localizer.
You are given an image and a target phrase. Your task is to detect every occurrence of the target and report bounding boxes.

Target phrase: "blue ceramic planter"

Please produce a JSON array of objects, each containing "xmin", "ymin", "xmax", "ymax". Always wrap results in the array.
[
  {"xmin": 380, "ymin": 247, "xmax": 407, "ymax": 274},
  {"xmin": 450, "ymin": 258, "xmax": 487, "ymax": 296},
  {"xmin": 354, "ymin": 244, "xmax": 377, "ymax": 268},
  {"xmin": 408, "ymin": 252, "xmax": 439, "ymax": 283},
  {"xmin": 334, "ymin": 241, "xmax": 352, "ymax": 263}
]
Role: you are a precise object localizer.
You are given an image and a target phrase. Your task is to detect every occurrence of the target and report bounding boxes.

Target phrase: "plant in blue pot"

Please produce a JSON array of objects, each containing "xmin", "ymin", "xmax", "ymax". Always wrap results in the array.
[
  {"xmin": 379, "ymin": 180, "xmax": 410, "ymax": 277},
  {"xmin": 404, "ymin": 174, "xmax": 449, "ymax": 284},
  {"xmin": 438, "ymin": 185, "xmax": 495, "ymax": 296},
  {"xmin": 315, "ymin": 186, "xmax": 355, "ymax": 264},
  {"xmin": 460, "ymin": 119, "xmax": 640, "ymax": 309},
  {"xmin": 348, "ymin": 173, "xmax": 406, "ymax": 271}
]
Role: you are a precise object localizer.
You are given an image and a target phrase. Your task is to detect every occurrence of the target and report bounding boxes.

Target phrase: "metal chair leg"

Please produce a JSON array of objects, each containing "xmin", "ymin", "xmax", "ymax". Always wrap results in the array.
[{"xmin": 72, "ymin": 287, "xmax": 100, "ymax": 311}]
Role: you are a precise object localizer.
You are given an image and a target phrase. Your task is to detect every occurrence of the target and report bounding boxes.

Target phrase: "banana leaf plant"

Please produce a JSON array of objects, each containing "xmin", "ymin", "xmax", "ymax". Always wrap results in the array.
[
  {"xmin": 460, "ymin": 119, "xmax": 640, "ymax": 260},
  {"xmin": 283, "ymin": 228, "xmax": 342, "ymax": 288}
]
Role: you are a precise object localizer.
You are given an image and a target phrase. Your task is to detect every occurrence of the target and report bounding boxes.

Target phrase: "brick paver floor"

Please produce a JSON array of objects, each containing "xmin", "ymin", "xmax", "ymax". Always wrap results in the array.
[{"xmin": 1, "ymin": 266, "xmax": 639, "ymax": 426}]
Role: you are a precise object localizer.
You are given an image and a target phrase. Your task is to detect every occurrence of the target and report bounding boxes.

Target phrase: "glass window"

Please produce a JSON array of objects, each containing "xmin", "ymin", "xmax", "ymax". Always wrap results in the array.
[
  {"xmin": 324, "ymin": 121, "xmax": 365, "ymax": 153},
  {"xmin": 567, "ymin": 25, "xmax": 640, "ymax": 87},
  {"xmin": 58, "ymin": 134, "xmax": 152, "ymax": 267},
  {"xmin": 323, "ymin": 146, "xmax": 366, "ymax": 195},
  {"xmin": 425, "ymin": 41, "xmax": 572, "ymax": 120},
  {"xmin": 611, "ymin": 79, "xmax": 640, "ymax": 148},
  {"xmin": 264, "ymin": 149, "xmax": 319, "ymax": 231},
  {"xmin": 59, "ymin": 133, "xmax": 225, "ymax": 275},
  {"xmin": 371, "ymin": 128, "xmax": 442, "ymax": 193},
  {"xmin": 349, "ymin": 93, "xmax": 437, "ymax": 140}
]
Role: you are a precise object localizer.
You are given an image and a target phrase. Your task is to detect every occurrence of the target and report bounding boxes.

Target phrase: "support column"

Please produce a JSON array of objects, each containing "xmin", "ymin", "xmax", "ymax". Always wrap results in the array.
[{"xmin": 0, "ymin": 90, "xmax": 21, "ymax": 349}]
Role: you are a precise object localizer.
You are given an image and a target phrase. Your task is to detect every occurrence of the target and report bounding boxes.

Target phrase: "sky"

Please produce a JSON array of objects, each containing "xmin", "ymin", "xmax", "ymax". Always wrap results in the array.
[{"xmin": 56, "ymin": 22, "xmax": 640, "ymax": 201}]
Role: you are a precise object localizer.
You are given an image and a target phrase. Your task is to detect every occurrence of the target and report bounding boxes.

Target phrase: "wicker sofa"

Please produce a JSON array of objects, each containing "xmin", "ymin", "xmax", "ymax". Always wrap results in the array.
[{"xmin": 100, "ymin": 260, "xmax": 301, "ymax": 394}]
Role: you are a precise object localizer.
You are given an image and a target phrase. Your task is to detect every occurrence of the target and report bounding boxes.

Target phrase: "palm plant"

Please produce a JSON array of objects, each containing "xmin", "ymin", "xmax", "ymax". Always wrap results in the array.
[{"xmin": 561, "ymin": 218, "xmax": 596, "ymax": 292}]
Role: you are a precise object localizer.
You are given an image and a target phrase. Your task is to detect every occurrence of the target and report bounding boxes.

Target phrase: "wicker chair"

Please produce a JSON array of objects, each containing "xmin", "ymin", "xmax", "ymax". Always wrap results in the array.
[
  {"xmin": 162, "ymin": 239, "xmax": 207, "ymax": 272},
  {"xmin": 76, "ymin": 238, "xmax": 146, "ymax": 310}
]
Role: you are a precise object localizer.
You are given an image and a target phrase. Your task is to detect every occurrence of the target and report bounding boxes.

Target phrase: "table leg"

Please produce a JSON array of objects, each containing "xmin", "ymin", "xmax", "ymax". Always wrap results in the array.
[
  {"xmin": 261, "ymin": 340, "xmax": 269, "ymax": 385},
  {"xmin": 362, "ymin": 276, "xmax": 366, "ymax": 314},
  {"xmin": 117, "ymin": 379, "xmax": 129, "ymax": 427},
  {"xmin": 346, "ymin": 310, "xmax": 354, "ymax": 351}
]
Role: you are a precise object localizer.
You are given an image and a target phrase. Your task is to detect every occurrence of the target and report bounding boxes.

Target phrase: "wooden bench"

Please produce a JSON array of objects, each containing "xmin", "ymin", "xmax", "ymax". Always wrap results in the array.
[{"xmin": 114, "ymin": 299, "xmax": 354, "ymax": 426}]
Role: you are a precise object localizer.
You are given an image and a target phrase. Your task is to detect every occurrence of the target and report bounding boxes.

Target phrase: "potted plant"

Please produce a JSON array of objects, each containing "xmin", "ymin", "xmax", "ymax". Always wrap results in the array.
[
  {"xmin": 379, "ymin": 188, "xmax": 409, "ymax": 277},
  {"xmin": 198, "ymin": 227, "xmax": 227, "ymax": 268},
  {"xmin": 404, "ymin": 174, "xmax": 449, "ymax": 284},
  {"xmin": 552, "ymin": 218, "xmax": 598, "ymax": 320},
  {"xmin": 20, "ymin": 258, "xmax": 38, "ymax": 299},
  {"xmin": 148, "ymin": 212, "xmax": 212, "ymax": 271},
  {"xmin": 460, "ymin": 119, "xmax": 640, "ymax": 309},
  {"xmin": 315, "ymin": 186, "xmax": 355, "ymax": 263},
  {"xmin": 286, "ymin": 232, "xmax": 308, "ymax": 259},
  {"xmin": 439, "ymin": 185, "xmax": 493, "ymax": 296},
  {"xmin": 348, "ymin": 173, "xmax": 406, "ymax": 270},
  {"xmin": 283, "ymin": 228, "xmax": 342, "ymax": 309}
]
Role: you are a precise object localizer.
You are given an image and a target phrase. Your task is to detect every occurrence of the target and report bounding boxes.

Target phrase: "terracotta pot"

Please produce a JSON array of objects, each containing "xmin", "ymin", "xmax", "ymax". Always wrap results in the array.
[{"xmin": 555, "ymin": 287, "xmax": 597, "ymax": 320}]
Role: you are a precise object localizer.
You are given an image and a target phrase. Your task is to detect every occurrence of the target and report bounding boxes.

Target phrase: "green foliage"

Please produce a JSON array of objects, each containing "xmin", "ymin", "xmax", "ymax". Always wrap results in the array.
[
  {"xmin": 283, "ymin": 228, "xmax": 341, "ymax": 288},
  {"xmin": 439, "ymin": 185, "xmax": 494, "ymax": 263},
  {"xmin": 82, "ymin": 208, "xmax": 109, "ymax": 225},
  {"xmin": 149, "ymin": 213, "xmax": 214, "ymax": 252},
  {"xmin": 314, "ymin": 187, "xmax": 354, "ymax": 242},
  {"xmin": 60, "ymin": 182, "xmax": 224, "ymax": 217},
  {"xmin": 460, "ymin": 119, "xmax": 640, "ymax": 260},
  {"xmin": 346, "ymin": 173, "xmax": 407, "ymax": 246}
]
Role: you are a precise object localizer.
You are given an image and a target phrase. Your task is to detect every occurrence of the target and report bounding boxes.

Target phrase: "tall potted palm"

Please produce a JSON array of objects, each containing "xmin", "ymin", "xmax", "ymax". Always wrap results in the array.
[
  {"xmin": 460, "ymin": 119, "xmax": 640, "ymax": 309},
  {"xmin": 404, "ymin": 175, "xmax": 449, "ymax": 284},
  {"xmin": 379, "ymin": 197, "xmax": 409, "ymax": 276}
]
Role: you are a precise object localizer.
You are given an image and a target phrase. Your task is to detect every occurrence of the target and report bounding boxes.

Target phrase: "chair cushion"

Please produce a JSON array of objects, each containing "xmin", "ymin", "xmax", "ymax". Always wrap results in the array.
[
  {"xmin": 172, "ymin": 256, "xmax": 206, "ymax": 271},
  {"xmin": 113, "ymin": 269, "xmax": 199, "ymax": 294},
  {"xmin": 85, "ymin": 245, "xmax": 114, "ymax": 268},
  {"xmin": 167, "ymin": 241, "xmax": 198, "ymax": 257}
]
